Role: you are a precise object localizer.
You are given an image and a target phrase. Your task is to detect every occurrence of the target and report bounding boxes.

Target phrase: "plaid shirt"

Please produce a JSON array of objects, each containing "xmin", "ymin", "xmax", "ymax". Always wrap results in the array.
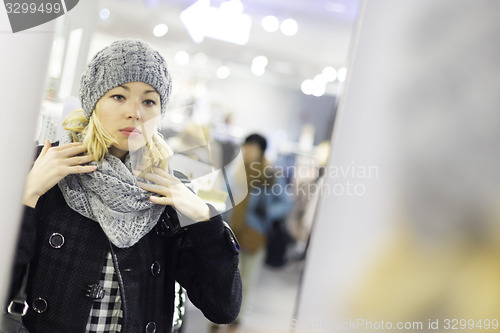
[
  {"xmin": 86, "ymin": 252, "xmax": 123, "ymax": 333},
  {"xmin": 83, "ymin": 252, "xmax": 188, "ymax": 333}
]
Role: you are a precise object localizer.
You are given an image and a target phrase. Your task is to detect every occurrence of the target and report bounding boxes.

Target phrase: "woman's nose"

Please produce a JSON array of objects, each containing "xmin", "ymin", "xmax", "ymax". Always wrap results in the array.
[{"xmin": 126, "ymin": 101, "xmax": 141, "ymax": 119}]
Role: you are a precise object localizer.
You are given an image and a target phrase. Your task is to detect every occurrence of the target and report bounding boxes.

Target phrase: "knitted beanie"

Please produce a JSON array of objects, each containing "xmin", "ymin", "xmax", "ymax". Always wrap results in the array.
[{"xmin": 80, "ymin": 39, "xmax": 172, "ymax": 119}]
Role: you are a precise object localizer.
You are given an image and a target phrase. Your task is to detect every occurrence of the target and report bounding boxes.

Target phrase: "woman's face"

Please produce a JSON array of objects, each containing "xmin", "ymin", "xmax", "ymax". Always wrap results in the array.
[{"xmin": 95, "ymin": 81, "xmax": 161, "ymax": 160}]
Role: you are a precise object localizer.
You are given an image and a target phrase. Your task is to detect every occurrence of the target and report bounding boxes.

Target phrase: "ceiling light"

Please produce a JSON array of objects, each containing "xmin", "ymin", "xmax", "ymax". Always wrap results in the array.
[
  {"xmin": 337, "ymin": 67, "xmax": 347, "ymax": 82},
  {"xmin": 216, "ymin": 66, "xmax": 230, "ymax": 79},
  {"xmin": 314, "ymin": 74, "xmax": 328, "ymax": 86},
  {"xmin": 280, "ymin": 18, "xmax": 298, "ymax": 36},
  {"xmin": 180, "ymin": 0, "xmax": 251, "ymax": 45},
  {"xmin": 301, "ymin": 79, "xmax": 314, "ymax": 95},
  {"xmin": 322, "ymin": 66, "xmax": 337, "ymax": 82},
  {"xmin": 252, "ymin": 55, "xmax": 268, "ymax": 68},
  {"xmin": 312, "ymin": 75, "xmax": 327, "ymax": 97},
  {"xmin": 312, "ymin": 84, "xmax": 326, "ymax": 97},
  {"xmin": 175, "ymin": 51, "xmax": 190, "ymax": 65},
  {"xmin": 99, "ymin": 8, "xmax": 110, "ymax": 20},
  {"xmin": 153, "ymin": 24, "xmax": 169, "ymax": 37},
  {"xmin": 261, "ymin": 15, "xmax": 279, "ymax": 32}
]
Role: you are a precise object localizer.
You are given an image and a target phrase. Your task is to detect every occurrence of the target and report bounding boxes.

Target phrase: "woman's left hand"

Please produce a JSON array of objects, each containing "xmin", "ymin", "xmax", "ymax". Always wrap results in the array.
[{"xmin": 135, "ymin": 168, "xmax": 210, "ymax": 222}]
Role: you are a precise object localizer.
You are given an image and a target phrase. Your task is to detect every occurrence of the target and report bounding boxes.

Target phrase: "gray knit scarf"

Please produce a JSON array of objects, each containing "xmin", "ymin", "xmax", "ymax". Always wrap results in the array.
[{"xmin": 58, "ymin": 132, "xmax": 165, "ymax": 248}]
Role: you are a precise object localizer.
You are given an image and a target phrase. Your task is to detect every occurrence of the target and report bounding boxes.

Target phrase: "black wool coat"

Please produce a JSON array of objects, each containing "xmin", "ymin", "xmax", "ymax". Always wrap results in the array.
[{"xmin": 8, "ymin": 172, "xmax": 242, "ymax": 333}]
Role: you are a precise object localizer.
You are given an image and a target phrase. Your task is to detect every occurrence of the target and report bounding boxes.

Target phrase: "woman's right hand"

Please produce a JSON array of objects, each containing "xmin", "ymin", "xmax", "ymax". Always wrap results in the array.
[{"xmin": 23, "ymin": 140, "xmax": 97, "ymax": 208}]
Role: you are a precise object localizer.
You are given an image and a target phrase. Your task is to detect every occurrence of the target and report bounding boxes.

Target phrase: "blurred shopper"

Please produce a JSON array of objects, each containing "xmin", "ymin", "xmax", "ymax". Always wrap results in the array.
[
  {"xmin": 4, "ymin": 39, "xmax": 241, "ymax": 333},
  {"xmin": 221, "ymin": 133, "xmax": 292, "ymax": 330}
]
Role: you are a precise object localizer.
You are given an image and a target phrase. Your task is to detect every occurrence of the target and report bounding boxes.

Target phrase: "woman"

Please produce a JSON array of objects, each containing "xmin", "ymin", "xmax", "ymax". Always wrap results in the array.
[{"xmin": 8, "ymin": 39, "xmax": 242, "ymax": 333}]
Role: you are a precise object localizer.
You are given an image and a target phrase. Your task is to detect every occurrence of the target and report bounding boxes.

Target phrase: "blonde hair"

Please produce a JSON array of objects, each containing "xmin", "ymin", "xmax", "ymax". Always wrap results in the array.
[{"xmin": 63, "ymin": 109, "xmax": 172, "ymax": 175}]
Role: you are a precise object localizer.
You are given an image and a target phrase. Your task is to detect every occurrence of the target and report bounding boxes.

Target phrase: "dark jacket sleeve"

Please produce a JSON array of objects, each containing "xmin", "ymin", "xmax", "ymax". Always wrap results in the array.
[{"xmin": 174, "ymin": 207, "xmax": 242, "ymax": 324}]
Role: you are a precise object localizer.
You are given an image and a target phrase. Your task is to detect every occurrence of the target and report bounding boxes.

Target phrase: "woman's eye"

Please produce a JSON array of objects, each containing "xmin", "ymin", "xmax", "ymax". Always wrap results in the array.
[
  {"xmin": 144, "ymin": 99, "xmax": 156, "ymax": 106},
  {"xmin": 112, "ymin": 94, "xmax": 125, "ymax": 101}
]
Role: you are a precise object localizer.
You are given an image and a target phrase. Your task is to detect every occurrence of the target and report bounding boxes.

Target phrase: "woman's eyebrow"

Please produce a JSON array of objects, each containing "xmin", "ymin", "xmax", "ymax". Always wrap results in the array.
[{"xmin": 113, "ymin": 86, "xmax": 157, "ymax": 95}]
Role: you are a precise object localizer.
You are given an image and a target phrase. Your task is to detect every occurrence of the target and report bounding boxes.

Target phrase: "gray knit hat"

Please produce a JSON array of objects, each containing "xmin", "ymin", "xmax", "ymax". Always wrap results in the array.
[{"xmin": 80, "ymin": 39, "xmax": 172, "ymax": 119}]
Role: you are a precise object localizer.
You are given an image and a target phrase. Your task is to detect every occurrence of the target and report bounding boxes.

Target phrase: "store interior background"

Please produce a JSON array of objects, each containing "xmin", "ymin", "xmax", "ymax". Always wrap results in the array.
[
  {"xmin": 39, "ymin": 0, "xmax": 359, "ymax": 161},
  {"xmin": 33, "ymin": 0, "xmax": 360, "ymax": 332}
]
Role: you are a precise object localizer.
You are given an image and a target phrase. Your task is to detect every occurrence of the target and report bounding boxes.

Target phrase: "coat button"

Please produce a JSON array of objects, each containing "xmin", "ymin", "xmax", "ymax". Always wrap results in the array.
[
  {"xmin": 32, "ymin": 298, "xmax": 48, "ymax": 313},
  {"xmin": 145, "ymin": 321, "xmax": 156, "ymax": 333},
  {"xmin": 150, "ymin": 261, "xmax": 161, "ymax": 276},
  {"xmin": 49, "ymin": 233, "xmax": 65, "ymax": 248}
]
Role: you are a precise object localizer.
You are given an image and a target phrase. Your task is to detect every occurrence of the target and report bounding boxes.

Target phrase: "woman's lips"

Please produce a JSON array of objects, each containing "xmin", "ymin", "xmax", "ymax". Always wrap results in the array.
[{"xmin": 120, "ymin": 127, "xmax": 142, "ymax": 137}]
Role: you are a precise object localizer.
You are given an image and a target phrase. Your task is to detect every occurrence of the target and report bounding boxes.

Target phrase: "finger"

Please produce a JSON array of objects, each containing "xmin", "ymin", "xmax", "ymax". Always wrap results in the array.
[
  {"xmin": 149, "ymin": 195, "xmax": 174, "ymax": 206},
  {"xmin": 154, "ymin": 168, "xmax": 179, "ymax": 181},
  {"xmin": 57, "ymin": 144, "xmax": 89, "ymax": 158},
  {"xmin": 152, "ymin": 168, "xmax": 181, "ymax": 185},
  {"xmin": 136, "ymin": 172, "xmax": 168, "ymax": 187},
  {"xmin": 67, "ymin": 165, "xmax": 97, "ymax": 174},
  {"xmin": 137, "ymin": 181, "xmax": 170, "ymax": 196},
  {"xmin": 51, "ymin": 141, "xmax": 83, "ymax": 151},
  {"xmin": 152, "ymin": 167, "xmax": 169, "ymax": 177},
  {"xmin": 67, "ymin": 154, "xmax": 95, "ymax": 166},
  {"xmin": 132, "ymin": 169, "xmax": 143, "ymax": 177},
  {"xmin": 39, "ymin": 139, "xmax": 52, "ymax": 158},
  {"xmin": 153, "ymin": 168, "xmax": 182, "ymax": 186}
]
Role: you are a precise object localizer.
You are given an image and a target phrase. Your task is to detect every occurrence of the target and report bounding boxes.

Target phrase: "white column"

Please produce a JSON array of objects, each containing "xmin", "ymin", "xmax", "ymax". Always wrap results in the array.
[
  {"xmin": 0, "ymin": 13, "xmax": 55, "ymax": 304},
  {"xmin": 295, "ymin": 0, "xmax": 500, "ymax": 329}
]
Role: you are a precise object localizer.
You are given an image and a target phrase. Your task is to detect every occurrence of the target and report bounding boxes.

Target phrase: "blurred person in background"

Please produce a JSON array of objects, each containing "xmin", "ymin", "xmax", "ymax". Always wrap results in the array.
[{"xmin": 214, "ymin": 133, "xmax": 292, "ymax": 332}]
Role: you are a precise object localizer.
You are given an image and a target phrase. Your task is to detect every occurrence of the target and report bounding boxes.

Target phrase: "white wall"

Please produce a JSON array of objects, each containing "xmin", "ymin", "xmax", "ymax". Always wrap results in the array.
[{"xmin": 0, "ymin": 11, "xmax": 54, "ymax": 304}]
